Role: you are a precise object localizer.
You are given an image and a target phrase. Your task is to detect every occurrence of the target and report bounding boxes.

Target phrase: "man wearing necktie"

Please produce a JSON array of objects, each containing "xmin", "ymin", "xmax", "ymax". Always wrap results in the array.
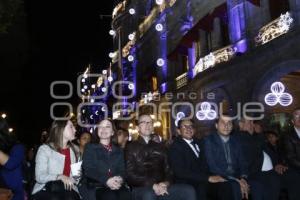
[{"xmin": 169, "ymin": 119, "xmax": 234, "ymax": 200}]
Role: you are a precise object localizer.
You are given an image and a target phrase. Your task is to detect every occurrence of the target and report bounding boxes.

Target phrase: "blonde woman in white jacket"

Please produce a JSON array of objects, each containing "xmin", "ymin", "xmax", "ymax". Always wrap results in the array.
[{"xmin": 32, "ymin": 120, "xmax": 80, "ymax": 200}]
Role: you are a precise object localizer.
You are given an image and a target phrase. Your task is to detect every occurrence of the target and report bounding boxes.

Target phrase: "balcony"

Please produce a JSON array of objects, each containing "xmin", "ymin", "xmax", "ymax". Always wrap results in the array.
[
  {"xmin": 175, "ymin": 72, "xmax": 188, "ymax": 89},
  {"xmin": 255, "ymin": 12, "xmax": 293, "ymax": 45}
]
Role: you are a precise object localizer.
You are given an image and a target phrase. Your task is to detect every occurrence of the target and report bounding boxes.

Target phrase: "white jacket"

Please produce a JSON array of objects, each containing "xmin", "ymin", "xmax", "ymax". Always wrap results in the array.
[{"xmin": 32, "ymin": 144, "xmax": 79, "ymax": 194}]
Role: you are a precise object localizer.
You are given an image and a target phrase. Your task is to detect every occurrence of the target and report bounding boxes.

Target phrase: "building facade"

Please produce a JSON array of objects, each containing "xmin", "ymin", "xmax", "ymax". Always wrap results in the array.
[{"xmin": 111, "ymin": 0, "xmax": 300, "ymax": 138}]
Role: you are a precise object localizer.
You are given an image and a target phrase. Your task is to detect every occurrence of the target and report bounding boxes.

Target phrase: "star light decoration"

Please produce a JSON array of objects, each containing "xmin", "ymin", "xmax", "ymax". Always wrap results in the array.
[
  {"xmin": 264, "ymin": 82, "xmax": 293, "ymax": 107},
  {"xmin": 196, "ymin": 102, "xmax": 217, "ymax": 121}
]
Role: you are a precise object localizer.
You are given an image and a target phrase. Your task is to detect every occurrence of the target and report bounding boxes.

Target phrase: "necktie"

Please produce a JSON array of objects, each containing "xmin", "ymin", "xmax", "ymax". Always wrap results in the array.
[{"xmin": 191, "ymin": 141, "xmax": 200, "ymax": 153}]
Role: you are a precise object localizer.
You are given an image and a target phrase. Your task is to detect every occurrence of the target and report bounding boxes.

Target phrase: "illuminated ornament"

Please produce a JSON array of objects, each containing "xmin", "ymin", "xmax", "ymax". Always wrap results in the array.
[
  {"xmin": 1, "ymin": 114, "xmax": 7, "ymax": 119},
  {"xmin": 255, "ymin": 12, "xmax": 293, "ymax": 45},
  {"xmin": 155, "ymin": 0, "xmax": 164, "ymax": 5},
  {"xmin": 81, "ymin": 88, "xmax": 85, "ymax": 93},
  {"xmin": 128, "ymin": 33, "xmax": 135, "ymax": 41},
  {"xmin": 91, "ymin": 84, "xmax": 96, "ymax": 89},
  {"xmin": 90, "ymin": 99, "xmax": 95, "ymax": 103},
  {"xmin": 101, "ymin": 107, "xmax": 106, "ymax": 112},
  {"xmin": 108, "ymin": 76, "xmax": 113, "ymax": 82},
  {"xmin": 90, "ymin": 128, "xmax": 93, "ymax": 133},
  {"xmin": 83, "ymin": 85, "xmax": 88, "ymax": 90},
  {"xmin": 82, "ymin": 109, "xmax": 86, "ymax": 114},
  {"xmin": 102, "ymin": 70, "xmax": 107, "ymax": 75},
  {"xmin": 264, "ymin": 81, "xmax": 293, "ymax": 107},
  {"xmin": 156, "ymin": 58, "xmax": 165, "ymax": 67},
  {"xmin": 196, "ymin": 102, "xmax": 217, "ymax": 121},
  {"xmin": 109, "ymin": 30, "xmax": 116, "ymax": 36},
  {"xmin": 8, "ymin": 128, "xmax": 13, "ymax": 133},
  {"xmin": 81, "ymin": 79, "xmax": 85, "ymax": 83},
  {"xmin": 128, "ymin": 55, "xmax": 134, "ymax": 62},
  {"xmin": 175, "ymin": 112, "xmax": 185, "ymax": 127},
  {"xmin": 129, "ymin": 8, "xmax": 135, "ymax": 15},
  {"xmin": 101, "ymin": 87, "xmax": 107, "ymax": 92},
  {"xmin": 95, "ymin": 110, "xmax": 99, "ymax": 115},
  {"xmin": 155, "ymin": 23, "xmax": 163, "ymax": 32},
  {"xmin": 109, "ymin": 52, "xmax": 115, "ymax": 58},
  {"xmin": 90, "ymin": 115, "xmax": 94, "ymax": 120},
  {"xmin": 128, "ymin": 83, "xmax": 134, "ymax": 90}
]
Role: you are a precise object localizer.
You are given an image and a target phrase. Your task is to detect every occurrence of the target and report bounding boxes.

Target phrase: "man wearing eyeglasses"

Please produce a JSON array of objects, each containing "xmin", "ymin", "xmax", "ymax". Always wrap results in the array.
[
  {"xmin": 125, "ymin": 114, "xmax": 196, "ymax": 200},
  {"xmin": 169, "ymin": 118, "xmax": 234, "ymax": 200}
]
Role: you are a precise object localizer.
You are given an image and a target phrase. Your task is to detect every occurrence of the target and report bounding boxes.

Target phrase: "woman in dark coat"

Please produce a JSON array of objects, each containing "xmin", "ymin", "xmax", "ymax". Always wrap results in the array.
[{"xmin": 81, "ymin": 119, "xmax": 131, "ymax": 200}]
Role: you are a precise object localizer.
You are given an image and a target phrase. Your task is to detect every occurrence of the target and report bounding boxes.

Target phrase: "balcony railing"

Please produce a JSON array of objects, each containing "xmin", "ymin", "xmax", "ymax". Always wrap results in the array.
[
  {"xmin": 255, "ymin": 12, "xmax": 293, "ymax": 45},
  {"xmin": 175, "ymin": 72, "xmax": 188, "ymax": 89},
  {"xmin": 193, "ymin": 45, "xmax": 236, "ymax": 76}
]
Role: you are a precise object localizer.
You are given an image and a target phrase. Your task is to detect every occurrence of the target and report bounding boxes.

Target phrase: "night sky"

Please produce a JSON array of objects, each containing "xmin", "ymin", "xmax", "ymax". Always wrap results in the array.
[{"xmin": 0, "ymin": 0, "xmax": 114, "ymax": 145}]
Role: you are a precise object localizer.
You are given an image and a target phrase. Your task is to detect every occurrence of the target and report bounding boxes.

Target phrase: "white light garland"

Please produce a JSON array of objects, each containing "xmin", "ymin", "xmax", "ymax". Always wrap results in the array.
[
  {"xmin": 255, "ymin": 12, "xmax": 293, "ymax": 45},
  {"xmin": 264, "ymin": 82, "xmax": 293, "ymax": 107}
]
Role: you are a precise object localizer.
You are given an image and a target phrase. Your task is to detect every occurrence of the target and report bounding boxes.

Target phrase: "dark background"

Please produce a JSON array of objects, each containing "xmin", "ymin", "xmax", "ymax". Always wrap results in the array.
[{"xmin": 0, "ymin": 0, "xmax": 114, "ymax": 145}]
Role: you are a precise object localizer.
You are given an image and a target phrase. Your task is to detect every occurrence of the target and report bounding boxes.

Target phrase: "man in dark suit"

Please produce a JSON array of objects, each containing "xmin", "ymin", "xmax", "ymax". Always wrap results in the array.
[
  {"xmin": 238, "ymin": 118, "xmax": 280, "ymax": 200},
  {"xmin": 204, "ymin": 114, "xmax": 250, "ymax": 200},
  {"xmin": 169, "ymin": 119, "xmax": 233, "ymax": 200},
  {"xmin": 125, "ymin": 114, "xmax": 196, "ymax": 200},
  {"xmin": 284, "ymin": 107, "xmax": 300, "ymax": 200}
]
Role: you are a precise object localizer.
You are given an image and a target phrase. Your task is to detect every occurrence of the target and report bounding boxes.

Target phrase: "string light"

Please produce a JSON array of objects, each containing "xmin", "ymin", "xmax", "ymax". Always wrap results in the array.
[
  {"xmin": 128, "ymin": 55, "xmax": 134, "ymax": 62},
  {"xmin": 1, "ymin": 113, "xmax": 7, "ymax": 119},
  {"xmin": 8, "ymin": 128, "xmax": 13, "ymax": 133},
  {"xmin": 109, "ymin": 30, "xmax": 116, "ymax": 36},
  {"xmin": 102, "ymin": 70, "xmax": 107, "ymax": 75},
  {"xmin": 155, "ymin": 24, "xmax": 163, "ymax": 32},
  {"xmin": 156, "ymin": 58, "xmax": 165, "ymax": 67},
  {"xmin": 128, "ymin": 83, "xmax": 134, "ymax": 90},
  {"xmin": 264, "ymin": 82, "xmax": 293, "ymax": 106},
  {"xmin": 91, "ymin": 84, "xmax": 96, "ymax": 89},
  {"xmin": 129, "ymin": 8, "xmax": 136, "ymax": 15},
  {"xmin": 108, "ymin": 76, "xmax": 113, "ymax": 82}
]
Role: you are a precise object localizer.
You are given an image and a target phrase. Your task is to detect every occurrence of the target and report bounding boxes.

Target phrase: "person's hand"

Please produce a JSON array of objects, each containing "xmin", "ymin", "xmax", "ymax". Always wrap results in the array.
[
  {"xmin": 275, "ymin": 164, "xmax": 288, "ymax": 175},
  {"xmin": 238, "ymin": 178, "xmax": 249, "ymax": 199},
  {"xmin": 153, "ymin": 183, "xmax": 169, "ymax": 196},
  {"xmin": 57, "ymin": 175, "xmax": 75, "ymax": 191},
  {"xmin": 106, "ymin": 177, "xmax": 122, "ymax": 190},
  {"xmin": 208, "ymin": 175, "xmax": 226, "ymax": 183}
]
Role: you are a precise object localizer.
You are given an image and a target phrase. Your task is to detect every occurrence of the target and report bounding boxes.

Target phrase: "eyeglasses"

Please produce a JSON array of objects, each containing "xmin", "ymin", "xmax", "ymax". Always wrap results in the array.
[
  {"xmin": 180, "ymin": 125, "xmax": 194, "ymax": 130},
  {"xmin": 139, "ymin": 121, "xmax": 153, "ymax": 125}
]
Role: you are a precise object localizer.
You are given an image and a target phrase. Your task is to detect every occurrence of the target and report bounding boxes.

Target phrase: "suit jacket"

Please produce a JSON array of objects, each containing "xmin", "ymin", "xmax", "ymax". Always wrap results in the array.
[
  {"xmin": 125, "ymin": 136, "xmax": 172, "ymax": 187},
  {"xmin": 284, "ymin": 128, "xmax": 300, "ymax": 170},
  {"xmin": 168, "ymin": 137, "xmax": 209, "ymax": 186},
  {"xmin": 82, "ymin": 143, "xmax": 125, "ymax": 185},
  {"xmin": 204, "ymin": 132, "xmax": 248, "ymax": 180},
  {"xmin": 238, "ymin": 131, "xmax": 277, "ymax": 176},
  {"xmin": 32, "ymin": 144, "xmax": 78, "ymax": 194}
]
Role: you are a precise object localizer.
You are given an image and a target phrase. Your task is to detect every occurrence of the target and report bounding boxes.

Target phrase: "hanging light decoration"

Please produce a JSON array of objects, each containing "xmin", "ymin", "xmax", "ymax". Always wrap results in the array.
[
  {"xmin": 155, "ymin": 0, "xmax": 164, "ymax": 5},
  {"xmin": 156, "ymin": 58, "xmax": 165, "ymax": 67},
  {"xmin": 109, "ymin": 30, "xmax": 116, "ymax": 36},
  {"xmin": 155, "ymin": 23, "xmax": 163, "ymax": 32},
  {"xmin": 129, "ymin": 8, "xmax": 136, "ymax": 15},
  {"xmin": 264, "ymin": 81, "xmax": 293, "ymax": 106},
  {"xmin": 196, "ymin": 102, "xmax": 217, "ymax": 121},
  {"xmin": 128, "ymin": 55, "xmax": 134, "ymax": 62}
]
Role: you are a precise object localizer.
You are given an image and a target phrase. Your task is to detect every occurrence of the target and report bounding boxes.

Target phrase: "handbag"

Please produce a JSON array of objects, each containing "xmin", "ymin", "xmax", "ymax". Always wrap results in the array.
[{"xmin": 44, "ymin": 181, "xmax": 66, "ymax": 193}]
